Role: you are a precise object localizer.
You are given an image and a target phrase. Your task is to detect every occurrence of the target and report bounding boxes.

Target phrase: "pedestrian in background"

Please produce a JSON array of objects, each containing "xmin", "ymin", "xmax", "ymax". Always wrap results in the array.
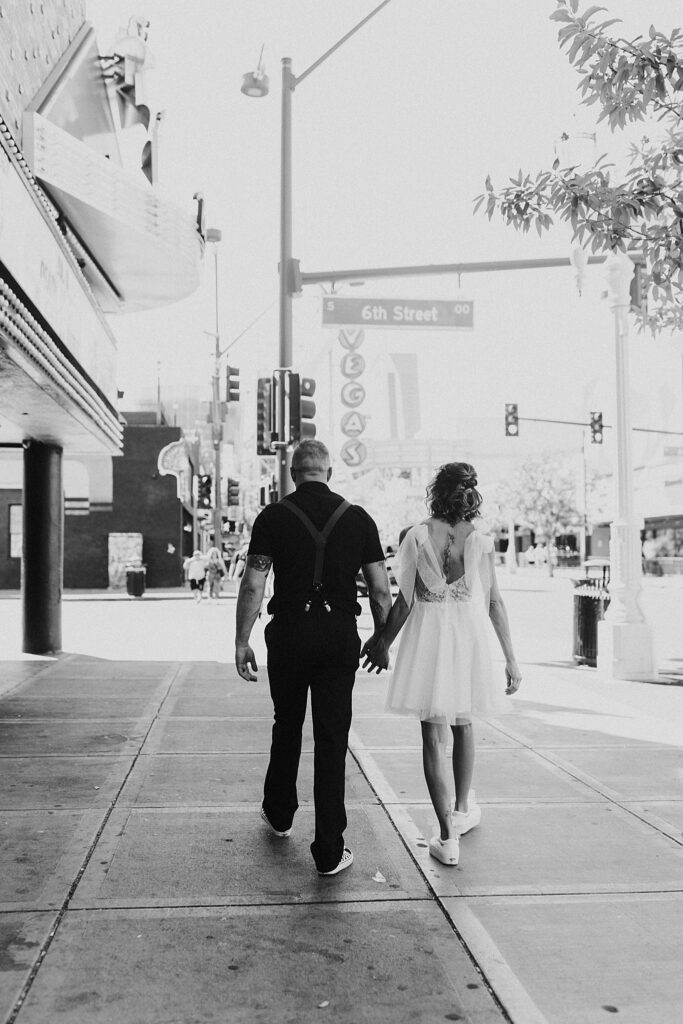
[
  {"xmin": 185, "ymin": 550, "xmax": 207, "ymax": 603},
  {"xmin": 235, "ymin": 439, "xmax": 391, "ymax": 877},
  {"xmin": 229, "ymin": 538, "xmax": 250, "ymax": 582},
  {"xmin": 205, "ymin": 547, "xmax": 227, "ymax": 601},
  {"xmin": 362, "ymin": 462, "xmax": 522, "ymax": 867}
]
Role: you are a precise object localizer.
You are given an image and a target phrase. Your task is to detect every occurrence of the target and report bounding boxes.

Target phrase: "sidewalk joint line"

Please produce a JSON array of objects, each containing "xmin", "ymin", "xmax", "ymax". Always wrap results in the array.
[{"xmin": 348, "ymin": 732, "xmax": 518, "ymax": 1024}]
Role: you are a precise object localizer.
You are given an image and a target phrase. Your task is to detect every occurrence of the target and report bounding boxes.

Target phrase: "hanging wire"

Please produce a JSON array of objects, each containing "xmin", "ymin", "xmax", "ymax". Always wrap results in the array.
[{"xmin": 220, "ymin": 298, "xmax": 278, "ymax": 357}]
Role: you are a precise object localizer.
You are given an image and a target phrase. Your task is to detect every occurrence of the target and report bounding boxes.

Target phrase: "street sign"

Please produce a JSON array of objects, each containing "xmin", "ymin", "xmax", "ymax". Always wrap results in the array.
[{"xmin": 322, "ymin": 296, "xmax": 474, "ymax": 329}]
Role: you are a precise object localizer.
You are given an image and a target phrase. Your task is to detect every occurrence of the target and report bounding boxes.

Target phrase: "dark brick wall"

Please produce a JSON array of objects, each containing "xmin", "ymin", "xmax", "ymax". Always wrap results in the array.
[
  {"xmin": 0, "ymin": 489, "xmax": 22, "ymax": 589},
  {"xmin": 64, "ymin": 425, "xmax": 185, "ymax": 589}
]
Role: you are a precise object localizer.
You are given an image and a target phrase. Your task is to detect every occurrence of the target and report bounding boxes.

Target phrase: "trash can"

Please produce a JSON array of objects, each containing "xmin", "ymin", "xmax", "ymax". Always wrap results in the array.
[
  {"xmin": 572, "ymin": 577, "xmax": 610, "ymax": 666},
  {"xmin": 125, "ymin": 564, "xmax": 146, "ymax": 598}
]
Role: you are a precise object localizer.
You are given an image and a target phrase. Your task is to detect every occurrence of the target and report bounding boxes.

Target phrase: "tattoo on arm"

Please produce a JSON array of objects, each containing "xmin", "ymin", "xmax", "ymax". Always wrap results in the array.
[
  {"xmin": 368, "ymin": 594, "xmax": 388, "ymax": 630},
  {"xmin": 247, "ymin": 554, "xmax": 273, "ymax": 573}
]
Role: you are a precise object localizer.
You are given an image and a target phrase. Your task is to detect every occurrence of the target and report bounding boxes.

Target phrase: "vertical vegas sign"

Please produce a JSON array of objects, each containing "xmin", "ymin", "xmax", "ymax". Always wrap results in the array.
[
  {"xmin": 323, "ymin": 295, "xmax": 474, "ymax": 470},
  {"xmin": 337, "ymin": 328, "xmax": 368, "ymax": 467}
]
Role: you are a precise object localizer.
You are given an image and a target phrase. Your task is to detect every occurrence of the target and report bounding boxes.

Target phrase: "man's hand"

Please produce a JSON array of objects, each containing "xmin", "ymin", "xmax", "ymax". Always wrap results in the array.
[
  {"xmin": 236, "ymin": 643, "xmax": 258, "ymax": 682},
  {"xmin": 361, "ymin": 635, "xmax": 390, "ymax": 674}
]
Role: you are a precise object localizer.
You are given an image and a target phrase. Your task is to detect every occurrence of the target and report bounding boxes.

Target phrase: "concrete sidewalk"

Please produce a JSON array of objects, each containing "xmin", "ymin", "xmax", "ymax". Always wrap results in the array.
[
  {"xmin": 1, "ymin": 592, "xmax": 683, "ymax": 1021},
  {"xmin": 0, "ymin": 654, "xmax": 505, "ymax": 1024}
]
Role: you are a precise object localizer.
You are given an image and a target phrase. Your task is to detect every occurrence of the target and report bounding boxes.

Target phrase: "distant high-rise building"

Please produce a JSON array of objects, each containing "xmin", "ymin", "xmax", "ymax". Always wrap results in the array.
[{"xmin": 390, "ymin": 353, "xmax": 421, "ymax": 439}]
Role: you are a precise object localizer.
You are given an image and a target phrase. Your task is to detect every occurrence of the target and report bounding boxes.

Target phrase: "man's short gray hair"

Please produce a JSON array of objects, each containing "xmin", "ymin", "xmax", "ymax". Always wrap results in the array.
[{"xmin": 291, "ymin": 439, "xmax": 330, "ymax": 472}]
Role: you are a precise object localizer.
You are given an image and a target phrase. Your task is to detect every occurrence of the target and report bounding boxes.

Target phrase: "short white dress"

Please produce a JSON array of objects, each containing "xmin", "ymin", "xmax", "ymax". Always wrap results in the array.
[{"xmin": 385, "ymin": 523, "xmax": 507, "ymax": 724}]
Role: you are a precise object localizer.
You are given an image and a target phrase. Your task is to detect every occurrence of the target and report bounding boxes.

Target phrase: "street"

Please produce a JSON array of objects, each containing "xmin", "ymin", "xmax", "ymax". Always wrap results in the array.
[{"xmin": 1, "ymin": 573, "xmax": 683, "ymax": 1022}]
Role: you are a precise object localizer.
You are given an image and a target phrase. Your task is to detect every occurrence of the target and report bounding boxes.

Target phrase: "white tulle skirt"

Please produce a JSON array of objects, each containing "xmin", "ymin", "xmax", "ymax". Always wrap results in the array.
[{"xmin": 385, "ymin": 600, "xmax": 508, "ymax": 724}]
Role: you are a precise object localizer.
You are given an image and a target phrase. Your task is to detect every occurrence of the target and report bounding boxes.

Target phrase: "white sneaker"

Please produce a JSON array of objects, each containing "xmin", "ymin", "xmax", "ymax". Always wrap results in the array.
[
  {"xmin": 428, "ymin": 835, "xmax": 459, "ymax": 866},
  {"xmin": 318, "ymin": 848, "xmax": 354, "ymax": 876},
  {"xmin": 452, "ymin": 792, "xmax": 481, "ymax": 836},
  {"xmin": 260, "ymin": 808, "xmax": 292, "ymax": 838}
]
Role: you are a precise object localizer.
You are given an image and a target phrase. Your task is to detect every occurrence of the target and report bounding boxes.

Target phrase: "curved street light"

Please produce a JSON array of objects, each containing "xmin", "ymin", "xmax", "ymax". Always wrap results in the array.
[{"xmin": 242, "ymin": 0, "xmax": 393, "ymax": 498}]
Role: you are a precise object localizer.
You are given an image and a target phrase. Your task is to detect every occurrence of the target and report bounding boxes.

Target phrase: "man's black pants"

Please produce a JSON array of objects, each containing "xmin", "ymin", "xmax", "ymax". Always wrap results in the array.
[{"xmin": 263, "ymin": 608, "xmax": 361, "ymax": 873}]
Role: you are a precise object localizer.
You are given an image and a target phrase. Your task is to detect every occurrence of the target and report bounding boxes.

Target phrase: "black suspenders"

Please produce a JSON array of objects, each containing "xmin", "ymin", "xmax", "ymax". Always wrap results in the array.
[{"xmin": 280, "ymin": 497, "xmax": 351, "ymax": 611}]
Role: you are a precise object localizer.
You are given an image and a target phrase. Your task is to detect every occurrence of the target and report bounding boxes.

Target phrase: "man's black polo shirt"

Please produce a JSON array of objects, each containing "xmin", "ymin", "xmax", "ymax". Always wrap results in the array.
[{"xmin": 248, "ymin": 482, "xmax": 384, "ymax": 617}]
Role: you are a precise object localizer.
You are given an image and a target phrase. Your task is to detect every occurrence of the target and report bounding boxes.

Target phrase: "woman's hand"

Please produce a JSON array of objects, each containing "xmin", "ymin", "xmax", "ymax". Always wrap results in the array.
[
  {"xmin": 360, "ymin": 635, "xmax": 390, "ymax": 674},
  {"xmin": 505, "ymin": 659, "xmax": 522, "ymax": 695}
]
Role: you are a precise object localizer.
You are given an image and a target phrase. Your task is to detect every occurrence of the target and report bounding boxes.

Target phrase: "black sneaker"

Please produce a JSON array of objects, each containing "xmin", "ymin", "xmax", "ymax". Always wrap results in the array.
[
  {"xmin": 260, "ymin": 808, "xmax": 292, "ymax": 838},
  {"xmin": 318, "ymin": 848, "xmax": 353, "ymax": 876}
]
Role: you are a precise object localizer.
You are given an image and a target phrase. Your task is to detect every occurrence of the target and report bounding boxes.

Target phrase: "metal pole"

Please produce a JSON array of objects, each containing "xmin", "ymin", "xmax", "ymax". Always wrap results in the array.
[
  {"xmin": 294, "ymin": 0, "xmax": 394, "ymax": 86},
  {"xmin": 579, "ymin": 429, "xmax": 588, "ymax": 565},
  {"xmin": 300, "ymin": 254, "xmax": 610, "ymax": 287},
  {"xmin": 597, "ymin": 252, "xmax": 655, "ymax": 681},
  {"xmin": 212, "ymin": 245, "xmax": 223, "ymax": 542},
  {"xmin": 279, "ymin": 57, "xmax": 294, "ymax": 499}
]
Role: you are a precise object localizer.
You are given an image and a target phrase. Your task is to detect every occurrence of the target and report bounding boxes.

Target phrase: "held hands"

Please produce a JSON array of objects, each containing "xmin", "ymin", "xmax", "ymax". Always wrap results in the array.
[
  {"xmin": 360, "ymin": 634, "xmax": 390, "ymax": 674},
  {"xmin": 235, "ymin": 643, "xmax": 258, "ymax": 682},
  {"xmin": 505, "ymin": 659, "xmax": 522, "ymax": 695}
]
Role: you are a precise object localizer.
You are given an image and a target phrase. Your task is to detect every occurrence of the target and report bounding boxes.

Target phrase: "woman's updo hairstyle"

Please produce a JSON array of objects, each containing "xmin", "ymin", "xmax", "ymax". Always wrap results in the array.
[{"xmin": 426, "ymin": 462, "xmax": 482, "ymax": 524}]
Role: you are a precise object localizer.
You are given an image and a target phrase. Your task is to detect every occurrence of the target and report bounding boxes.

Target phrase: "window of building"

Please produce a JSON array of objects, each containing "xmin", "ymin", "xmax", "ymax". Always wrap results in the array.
[{"xmin": 9, "ymin": 505, "xmax": 22, "ymax": 559}]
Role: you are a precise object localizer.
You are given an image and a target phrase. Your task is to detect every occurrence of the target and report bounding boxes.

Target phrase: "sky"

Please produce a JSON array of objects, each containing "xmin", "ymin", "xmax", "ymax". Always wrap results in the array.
[{"xmin": 84, "ymin": 0, "xmax": 683, "ymax": 491}]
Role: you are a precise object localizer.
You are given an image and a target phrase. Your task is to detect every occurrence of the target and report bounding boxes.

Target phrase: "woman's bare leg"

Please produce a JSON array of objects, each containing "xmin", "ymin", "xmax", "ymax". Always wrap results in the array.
[
  {"xmin": 421, "ymin": 720, "xmax": 453, "ymax": 840},
  {"xmin": 452, "ymin": 721, "xmax": 475, "ymax": 813}
]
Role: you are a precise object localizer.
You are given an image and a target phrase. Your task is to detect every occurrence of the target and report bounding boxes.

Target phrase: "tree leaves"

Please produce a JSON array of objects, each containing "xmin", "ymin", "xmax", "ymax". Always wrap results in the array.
[{"xmin": 472, "ymin": 0, "xmax": 683, "ymax": 333}]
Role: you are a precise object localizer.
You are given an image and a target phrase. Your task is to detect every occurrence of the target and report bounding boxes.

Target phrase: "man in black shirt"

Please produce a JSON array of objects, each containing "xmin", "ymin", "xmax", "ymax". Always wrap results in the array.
[{"xmin": 235, "ymin": 440, "xmax": 391, "ymax": 876}]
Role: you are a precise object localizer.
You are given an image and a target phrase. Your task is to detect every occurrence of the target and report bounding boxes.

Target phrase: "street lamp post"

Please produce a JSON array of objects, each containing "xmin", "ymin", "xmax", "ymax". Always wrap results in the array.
[
  {"xmin": 242, "ymin": 0, "xmax": 393, "ymax": 499},
  {"xmin": 206, "ymin": 228, "xmax": 224, "ymax": 545},
  {"xmin": 597, "ymin": 252, "xmax": 656, "ymax": 681}
]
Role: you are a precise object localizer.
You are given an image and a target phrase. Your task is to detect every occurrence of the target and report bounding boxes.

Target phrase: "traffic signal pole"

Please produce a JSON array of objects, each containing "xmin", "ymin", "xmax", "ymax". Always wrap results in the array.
[
  {"xmin": 278, "ymin": 58, "xmax": 294, "ymax": 499},
  {"xmin": 212, "ymin": 341, "xmax": 223, "ymax": 545},
  {"xmin": 208, "ymin": 235, "xmax": 224, "ymax": 544}
]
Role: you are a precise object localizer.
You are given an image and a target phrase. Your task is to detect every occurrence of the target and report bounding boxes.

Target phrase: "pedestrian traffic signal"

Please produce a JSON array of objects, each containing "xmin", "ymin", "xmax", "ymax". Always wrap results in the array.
[
  {"xmin": 226, "ymin": 365, "xmax": 240, "ymax": 403},
  {"xmin": 505, "ymin": 403, "xmax": 519, "ymax": 437},
  {"xmin": 257, "ymin": 377, "xmax": 273, "ymax": 455},
  {"xmin": 289, "ymin": 373, "xmax": 317, "ymax": 443},
  {"xmin": 197, "ymin": 474, "xmax": 212, "ymax": 509},
  {"xmin": 590, "ymin": 411, "xmax": 603, "ymax": 444},
  {"xmin": 227, "ymin": 478, "xmax": 240, "ymax": 506},
  {"xmin": 630, "ymin": 264, "xmax": 646, "ymax": 314}
]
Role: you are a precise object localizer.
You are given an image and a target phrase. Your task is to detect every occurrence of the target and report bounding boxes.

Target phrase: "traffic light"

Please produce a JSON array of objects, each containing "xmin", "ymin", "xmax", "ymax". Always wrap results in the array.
[
  {"xmin": 226, "ymin": 365, "xmax": 240, "ymax": 403},
  {"xmin": 227, "ymin": 478, "xmax": 240, "ymax": 506},
  {"xmin": 590, "ymin": 411, "xmax": 603, "ymax": 444},
  {"xmin": 257, "ymin": 377, "xmax": 273, "ymax": 455},
  {"xmin": 289, "ymin": 373, "xmax": 317, "ymax": 443},
  {"xmin": 197, "ymin": 474, "xmax": 212, "ymax": 509},
  {"xmin": 630, "ymin": 263, "xmax": 646, "ymax": 314},
  {"xmin": 505, "ymin": 403, "xmax": 519, "ymax": 437}
]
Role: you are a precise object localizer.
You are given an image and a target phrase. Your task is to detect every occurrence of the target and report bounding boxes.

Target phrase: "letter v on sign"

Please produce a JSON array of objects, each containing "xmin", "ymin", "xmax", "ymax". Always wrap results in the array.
[{"xmin": 338, "ymin": 329, "xmax": 364, "ymax": 351}]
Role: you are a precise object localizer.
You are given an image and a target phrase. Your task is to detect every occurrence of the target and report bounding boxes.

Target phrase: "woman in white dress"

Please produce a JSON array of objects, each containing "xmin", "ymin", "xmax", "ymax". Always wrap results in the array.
[{"xmin": 362, "ymin": 463, "xmax": 522, "ymax": 867}]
